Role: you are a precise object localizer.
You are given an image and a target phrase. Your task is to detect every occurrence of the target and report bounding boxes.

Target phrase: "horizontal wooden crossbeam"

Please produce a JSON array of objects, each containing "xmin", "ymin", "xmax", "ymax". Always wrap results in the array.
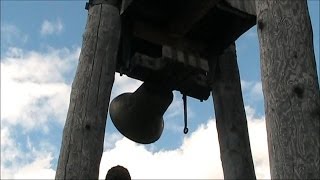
[{"xmin": 165, "ymin": 0, "xmax": 221, "ymax": 37}]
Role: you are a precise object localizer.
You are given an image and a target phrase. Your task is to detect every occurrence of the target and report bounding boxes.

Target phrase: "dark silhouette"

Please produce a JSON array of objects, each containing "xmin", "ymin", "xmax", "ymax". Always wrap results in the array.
[{"xmin": 106, "ymin": 165, "xmax": 131, "ymax": 180}]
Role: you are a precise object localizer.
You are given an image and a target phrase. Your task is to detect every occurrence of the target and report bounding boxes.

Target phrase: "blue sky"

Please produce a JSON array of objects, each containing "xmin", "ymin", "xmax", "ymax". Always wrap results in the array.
[{"xmin": 1, "ymin": 1, "xmax": 319, "ymax": 179}]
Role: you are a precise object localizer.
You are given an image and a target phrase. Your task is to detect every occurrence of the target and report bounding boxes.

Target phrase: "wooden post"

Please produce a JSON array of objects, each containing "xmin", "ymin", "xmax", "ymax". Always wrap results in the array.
[
  {"xmin": 55, "ymin": 2, "xmax": 121, "ymax": 179},
  {"xmin": 209, "ymin": 43, "xmax": 256, "ymax": 179},
  {"xmin": 256, "ymin": 0, "xmax": 320, "ymax": 179}
]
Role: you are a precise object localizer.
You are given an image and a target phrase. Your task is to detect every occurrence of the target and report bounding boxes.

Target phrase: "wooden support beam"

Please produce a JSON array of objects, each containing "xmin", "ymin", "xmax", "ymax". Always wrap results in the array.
[
  {"xmin": 224, "ymin": 0, "xmax": 256, "ymax": 16},
  {"xmin": 133, "ymin": 21, "xmax": 207, "ymax": 54},
  {"xmin": 162, "ymin": 45, "xmax": 209, "ymax": 72},
  {"xmin": 55, "ymin": 3, "xmax": 121, "ymax": 179},
  {"xmin": 256, "ymin": 0, "xmax": 320, "ymax": 178},
  {"xmin": 121, "ymin": 0, "xmax": 256, "ymax": 20},
  {"xmin": 209, "ymin": 43, "xmax": 256, "ymax": 179},
  {"xmin": 120, "ymin": 0, "xmax": 133, "ymax": 14},
  {"xmin": 165, "ymin": 0, "xmax": 220, "ymax": 36}
]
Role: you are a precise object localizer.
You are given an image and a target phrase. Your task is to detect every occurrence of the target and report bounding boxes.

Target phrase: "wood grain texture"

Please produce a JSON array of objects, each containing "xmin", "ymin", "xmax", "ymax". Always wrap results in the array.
[
  {"xmin": 209, "ymin": 43, "xmax": 256, "ymax": 179},
  {"xmin": 55, "ymin": 4, "xmax": 121, "ymax": 179},
  {"xmin": 256, "ymin": 0, "xmax": 320, "ymax": 179}
]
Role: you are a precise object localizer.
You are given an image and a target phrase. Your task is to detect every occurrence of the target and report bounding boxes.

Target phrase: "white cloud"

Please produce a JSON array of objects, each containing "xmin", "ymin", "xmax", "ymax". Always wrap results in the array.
[
  {"xmin": 252, "ymin": 82, "xmax": 263, "ymax": 97},
  {"xmin": 165, "ymin": 91, "xmax": 183, "ymax": 119},
  {"xmin": 1, "ymin": 125, "xmax": 56, "ymax": 179},
  {"xmin": 241, "ymin": 80, "xmax": 264, "ymax": 104},
  {"xmin": 100, "ymin": 120, "xmax": 222, "ymax": 179},
  {"xmin": 1, "ymin": 127, "xmax": 22, "ymax": 168},
  {"xmin": 163, "ymin": 91, "xmax": 197, "ymax": 133},
  {"xmin": 40, "ymin": 19, "xmax": 63, "ymax": 36},
  {"xmin": 1, "ymin": 47, "xmax": 79, "ymax": 130},
  {"xmin": 0, "ymin": 23, "xmax": 28, "ymax": 47},
  {"xmin": 99, "ymin": 111, "xmax": 270, "ymax": 179},
  {"xmin": 104, "ymin": 132, "xmax": 123, "ymax": 150},
  {"xmin": 13, "ymin": 155, "xmax": 56, "ymax": 179},
  {"xmin": 111, "ymin": 73, "xmax": 142, "ymax": 99}
]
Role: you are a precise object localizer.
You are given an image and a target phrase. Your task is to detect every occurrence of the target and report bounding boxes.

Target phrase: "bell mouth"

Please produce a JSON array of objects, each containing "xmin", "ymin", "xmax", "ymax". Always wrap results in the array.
[
  {"xmin": 122, "ymin": 121, "xmax": 164, "ymax": 144},
  {"xmin": 109, "ymin": 82, "xmax": 172, "ymax": 144},
  {"xmin": 110, "ymin": 93, "xmax": 165, "ymax": 144}
]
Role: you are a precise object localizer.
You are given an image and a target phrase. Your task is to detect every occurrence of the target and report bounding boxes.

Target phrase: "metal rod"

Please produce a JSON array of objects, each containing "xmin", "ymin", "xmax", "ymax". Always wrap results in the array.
[{"xmin": 183, "ymin": 94, "xmax": 189, "ymax": 134}]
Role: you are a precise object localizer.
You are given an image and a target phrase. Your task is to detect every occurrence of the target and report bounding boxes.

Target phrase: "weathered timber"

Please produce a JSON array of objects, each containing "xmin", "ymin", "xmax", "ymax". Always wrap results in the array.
[
  {"xmin": 120, "ymin": 0, "xmax": 132, "ymax": 14},
  {"xmin": 166, "ymin": 0, "xmax": 220, "ymax": 36},
  {"xmin": 120, "ymin": 0, "xmax": 256, "ymax": 57},
  {"xmin": 256, "ymin": 0, "xmax": 320, "ymax": 179},
  {"xmin": 132, "ymin": 21, "xmax": 207, "ymax": 55},
  {"xmin": 55, "ymin": 3, "xmax": 121, "ymax": 179},
  {"xmin": 225, "ymin": 0, "xmax": 256, "ymax": 16},
  {"xmin": 209, "ymin": 43, "xmax": 256, "ymax": 179},
  {"xmin": 121, "ymin": 0, "xmax": 256, "ymax": 17},
  {"xmin": 124, "ymin": 45, "xmax": 211, "ymax": 101}
]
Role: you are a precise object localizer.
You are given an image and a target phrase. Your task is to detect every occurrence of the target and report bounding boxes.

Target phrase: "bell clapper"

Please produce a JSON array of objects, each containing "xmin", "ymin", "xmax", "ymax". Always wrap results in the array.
[{"xmin": 182, "ymin": 94, "xmax": 189, "ymax": 134}]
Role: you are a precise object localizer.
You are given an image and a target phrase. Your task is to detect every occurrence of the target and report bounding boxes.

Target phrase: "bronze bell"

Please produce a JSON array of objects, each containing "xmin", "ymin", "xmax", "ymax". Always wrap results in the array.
[{"xmin": 109, "ymin": 82, "xmax": 173, "ymax": 144}]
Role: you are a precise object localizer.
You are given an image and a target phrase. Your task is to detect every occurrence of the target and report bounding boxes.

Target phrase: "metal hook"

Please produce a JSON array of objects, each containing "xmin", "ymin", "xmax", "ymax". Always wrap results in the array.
[{"xmin": 183, "ymin": 94, "xmax": 189, "ymax": 134}]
